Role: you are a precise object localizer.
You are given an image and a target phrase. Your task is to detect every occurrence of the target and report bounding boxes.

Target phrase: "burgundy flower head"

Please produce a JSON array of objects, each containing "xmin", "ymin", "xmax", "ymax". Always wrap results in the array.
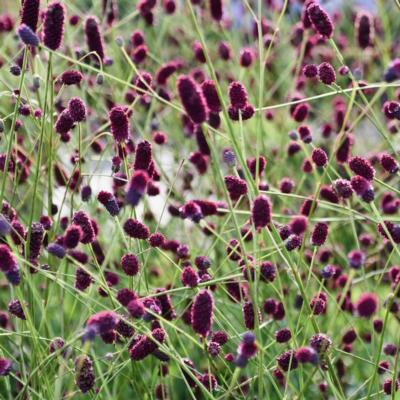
[
  {"xmin": 121, "ymin": 253, "xmax": 140, "ymax": 276},
  {"xmin": 349, "ymin": 156, "xmax": 375, "ymax": 181},
  {"xmin": 251, "ymin": 194, "xmax": 272, "ymax": 228},
  {"xmin": 109, "ymin": 106, "xmax": 130, "ymax": 142},
  {"xmin": 20, "ymin": 0, "xmax": 40, "ymax": 32},
  {"xmin": 177, "ymin": 75, "xmax": 208, "ymax": 124},
  {"xmin": 75, "ymin": 355, "xmax": 95, "ymax": 393},
  {"xmin": 307, "ymin": 2, "xmax": 334, "ymax": 38},
  {"xmin": 191, "ymin": 289, "xmax": 214, "ymax": 337},
  {"xmin": 84, "ymin": 16, "xmax": 105, "ymax": 61},
  {"xmin": 43, "ymin": 1, "xmax": 66, "ymax": 50}
]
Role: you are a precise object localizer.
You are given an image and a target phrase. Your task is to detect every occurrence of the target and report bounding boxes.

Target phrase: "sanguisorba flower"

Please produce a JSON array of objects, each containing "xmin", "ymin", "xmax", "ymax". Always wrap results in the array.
[
  {"xmin": 97, "ymin": 191, "xmax": 120, "ymax": 216},
  {"xmin": 251, "ymin": 194, "xmax": 272, "ymax": 228},
  {"xmin": 20, "ymin": 0, "xmax": 40, "ymax": 32},
  {"xmin": 306, "ymin": 2, "xmax": 334, "ymax": 38},
  {"xmin": 75, "ymin": 355, "xmax": 95, "ymax": 393},
  {"xmin": 84, "ymin": 16, "xmax": 105, "ymax": 61},
  {"xmin": 17, "ymin": 24, "xmax": 39, "ymax": 46},
  {"xmin": 43, "ymin": 1, "xmax": 66, "ymax": 51},
  {"xmin": 109, "ymin": 106, "xmax": 130, "ymax": 142},
  {"xmin": 310, "ymin": 223, "xmax": 329, "ymax": 246},
  {"xmin": 191, "ymin": 289, "xmax": 214, "ymax": 337},
  {"xmin": 125, "ymin": 171, "xmax": 149, "ymax": 206},
  {"xmin": 59, "ymin": 70, "xmax": 84, "ymax": 86},
  {"xmin": 355, "ymin": 11, "xmax": 374, "ymax": 49},
  {"xmin": 209, "ymin": 0, "xmax": 223, "ymax": 21},
  {"xmin": 68, "ymin": 97, "xmax": 87, "ymax": 123},
  {"xmin": 72, "ymin": 211, "xmax": 95, "ymax": 244},
  {"xmin": 176, "ymin": 75, "xmax": 208, "ymax": 124}
]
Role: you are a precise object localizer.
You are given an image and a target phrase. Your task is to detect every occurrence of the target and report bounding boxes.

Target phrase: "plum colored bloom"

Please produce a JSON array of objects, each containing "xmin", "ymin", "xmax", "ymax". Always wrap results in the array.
[
  {"xmin": 311, "ymin": 148, "xmax": 328, "ymax": 167},
  {"xmin": 333, "ymin": 179, "xmax": 353, "ymax": 199},
  {"xmin": 191, "ymin": 289, "xmax": 214, "ymax": 337},
  {"xmin": 349, "ymin": 156, "xmax": 375, "ymax": 181},
  {"xmin": 348, "ymin": 249, "xmax": 365, "ymax": 269},
  {"xmin": 318, "ymin": 62, "xmax": 336, "ymax": 85},
  {"xmin": 201, "ymin": 80, "xmax": 221, "ymax": 113},
  {"xmin": 380, "ymin": 154, "xmax": 399, "ymax": 174},
  {"xmin": 260, "ymin": 261, "xmax": 276, "ymax": 283},
  {"xmin": 242, "ymin": 301, "xmax": 256, "ymax": 330},
  {"xmin": 55, "ymin": 109, "xmax": 74, "ymax": 134},
  {"xmin": 72, "ymin": 211, "xmax": 95, "ymax": 244},
  {"xmin": 17, "ymin": 24, "xmax": 39, "ymax": 46},
  {"xmin": 156, "ymin": 62, "xmax": 177, "ymax": 85},
  {"xmin": 60, "ymin": 70, "xmax": 83, "ymax": 85},
  {"xmin": 129, "ymin": 328, "xmax": 166, "ymax": 360},
  {"xmin": 356, "ymin": 293, "xmax": 378, "ymax": 318},
  {"xmin": 303, "ymin": 64, "xmax": 318, "ymax": 78},
  {"xmin": 121, "ymin": 253, "xmax": 140, "ymax": 276},
  {"xmin": 86, "ymin": 311, "xmax": 118, "ymax": 336},
  {"xmin": 292, "ymin": 103, "xmax": 309, "ymax": 123},
  {"xmin": 228, "ymin": 81, "xmax": 248, "ymax": 109},
  {"xmin": 309, "ymin": 333, "xmax": 332, "ymax": 354},
  {"xmin": 181, "ymin": 266, "xmax": 199, "ymax": 287},
  {"xmin": 307, "ymin": 2, "xmax": 334, "ymax": 38},
  {"xmin": 209, "ymin": 0, "xmax": 223, "ymax": 21},
  {"xmin": 208, "ymin": 341, "xmax": 221, "ymax": 357},
  {"xmin": 43, "ymin": 2, "xmax": 66, "ymax": 50},
  {"xmin": 298, "ymin": 125, "xmax": 312, "ymax": 143},
  {"xmin": 127, "ymin": 299, "xmax": 145, "ymax": 318},
  {"xmin": 177, "ymin": 75, "xmax": 208, "ymax": 124},
  {"xmin": 296, "ymin": 347, "xmax": 318, "ymax": 364},
  {"xmin": 8, "ymin": 299, "xmax": 25, "ymax": 320},
  {"xmin": 0, "ymin": 244, "xmax": 17, "ymax": 273},
  {"xmin": 240, "ymin": 48, "xmax": 253, "ymax": 67},
  {"xmin": 311, "ymin": 223, "xmax": 328, "ymax": 246},
  {"xmin": 211, "ymin": 330, "xmax": 228, "ymax": 345},
  {"xmin": 356, "ymin": 11, "xmax": 374, "ymax": 49},
  {"xmin": 134, "ymin": 141, "xmax": 152, "ymax": 172},
  {"xmin": 224, "ymin": 175, "xmax": 247, "ymax": 200},
  {"xmin": 75, "ymin": 355, "xmax": 95, "ymax": 393},
  {"xmin": 84, "ymin": 16, "xmax": 105, "ymax": 61},
  {"xmin": 126, "ymin": 171, "xmax": 149, "ymax": 206},
  {"xmin": 236, "ymin": 332, "xmax": 258, "ymax": 366},
  {"xmin": 75, "ymin": 268, "xmax": 92, "ymax": 291},
  {"xmin": 148, "ymin": 232, "xmax": 165, "ymax": 248},
  {"xmin": 285, "ymin": 234, "xmax": 302, "ymax": 251},
  {"xmin": 109, "ymin": 106, "xmax": 130, "ymax": 142},
  {"xmin": 275, "ymin": 328, "xmax": 291, "ymax": 343},
  {"xmin": 64, "ymin": 225, "xmax": 83, "ymax": 248},
  {"xmin": 251, "ymin": 195, "xmax": 272, "ymax": 228},
  {"xmin": 123, "ymin": 218, "xmax": 150, "ymax": 239},
  {"xmin": 97, "ymin": 191, "xmax": 119, "ymax": 216},
  {"xmin": 29, "ymin": 222, "xmax": 44, "ymax": 260},
  {"xmin": 68, "ymin": 97, "xmax": 86, "ymax": 122},
  {"xmin": 20, "ymin": 0, "xmax": 40, "ymax": 32},
  {"xmin": 277, "ymin": 350, "xmax": 298, "ymax": 371}
]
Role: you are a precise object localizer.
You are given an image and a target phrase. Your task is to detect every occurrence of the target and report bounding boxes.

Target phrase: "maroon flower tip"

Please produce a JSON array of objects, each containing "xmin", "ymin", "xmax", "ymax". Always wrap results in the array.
[
  {"xmin": 43, "ymin": 1, "xmax": 66, "ymax": 51},
  {"xmin": 180, "ymin": 201, "xmax": 203, "ymax": 222},
  {"xmin": 0, "ymin": 358, "xmax": 12, "ymax": 376},
  {"xmin": 148, "ymin": 232, "xmax": 165, "ymax": 248},
  {"xmin": 349, "ymin": 156, "xmax": 375, "ymax": 181},
  {"xmin": 126, "ymin": 170, "xmax": 149, "ymax": 206},
  {"xmin": 181, "ymin": 266, "xmax": 199, "ymax": 287},
  {"xmin": 156, "ymin": 62, "xmax": 177, "ymax": 85},
  {"xmin": 311, "ymin": 222, "xmax": 329, "ymax": 246},
  {"xmin": 87, "ymin": 311, "xmax": 118, "ymax": 335},
  {"xmin": 20, "ymin": 0, "xmax": 40, "ymax": 32},
  {"xmin": 64, "ymin": 224, "xmax": 83, "ymax": 249},
  {"xmin": 318, "ymin": 62, "xmax": 336, "ymax": 85},
  {"xmin": 68, "ymin": 97, "xmax": 86, "ymax": 123},
  {"xmin": 109, "ymin": 106, "xmax": 130, "ymax": 142},
  {"xmin": 72, "ymin": 211, "xmax": 96, "ymax": 244},
  {"xmin": 75, "ymin": 268, "xmax": 92, "ymax": 291},
  {"xmin": 295, "ymin": 347, "xmax": 318, "ymax": 364},
  {"xmin": 356, "ymin": 11, "xmax": 374, "ymax": 49},
  {"xmin": 123, "ymin": 218, "xmax": 150, "ymax": 239},
  {"xmin": 218, "ymin": 41, "xmax": 232, "ymax": 60},
  {"xmin": 133, "ymin": 140, "xmax": 152, "ymax": 172},
  {"xmin": 117, "ymin": 288, "xmax": 137, "ymax": 306},
  {"xmin": 275, "ymin": 328, "xmax": 292, "ymax": 343},
  {"xmin": 8, "ymin": 299, "xmax": 25, "ymax": 320},
  {"xmin": 29, "ymin": 221, "xmax": 44, "ymax": 261},
  {"xmin": 276, "ymin": 350, "xmax": 298, "ymax": 371},
  {"xmin": 224, "ymin": 175, "xmax": 248, "ymax": 201},
  {"xmin": 55, "ymin": 109, "xmax": 74, "ymax": 134},
  {"xmin": 333, "ymin": 179, "xmax": 353, "ymax": 199},
  {"xmin": 177, "ymin": 75, "xmax": 208, "ymax": 124},
  {"xmin": 127, "ymin": 299, "xmax": 145, "ymax": 318},
  {"xmin": 303, "ymin": 64, "xmax": 318, "ymax": 78},
  {"xmin": 97, "ymin": 190, "xmax": 119, "ymax": 216},
  {"xmin": 121, "ymin": 253, "xmax": 140, "ymax": 276},
  {"xmin": 311, "ymin": 148, "xmax": 328, "ymax": 167},
  {"xmin": 191, "ymin": 289, "xmax": 214, "ymax": 337},
  {"xmin": 228, "ymin": 81, "xmax": 248, "ymax": 109},
  {"xmin": 209, "ymin": 0, "xmax": 223, "ymax": 21},
  {"xmin": 307, "ymin": 2, "xmax": 334, "ymax": 38},
  {"xmin": 199, "ymin": 373, "xmax": 218, "ymax": 391},
  {"xmin": 251, "ymin": 194, "xmax": 272, "ymax": 228},
  {"xmin": 84, "ymin": 16, "xmax": 105, "ymax": 61},
  {"xmin": 0, "ymin": 244, "xmax": 17, "ymax": 273},
  {"xmin": 356, "ymin": 292, "xmax": 378, "ymax": 318},
  {"xmin": 380, "ymin": 153, "xmax": 399, "ymax": 174},
  {"xmin": 75, "ymin": 355, "xmax": 95, "ymax": 393},
  {"xmin": 309, "ymin": 333, "xmax": 332, "ymax": 354},
  {"xmin": 201, "ymin": 80, "xmax": 221, "ymax": 113}
]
